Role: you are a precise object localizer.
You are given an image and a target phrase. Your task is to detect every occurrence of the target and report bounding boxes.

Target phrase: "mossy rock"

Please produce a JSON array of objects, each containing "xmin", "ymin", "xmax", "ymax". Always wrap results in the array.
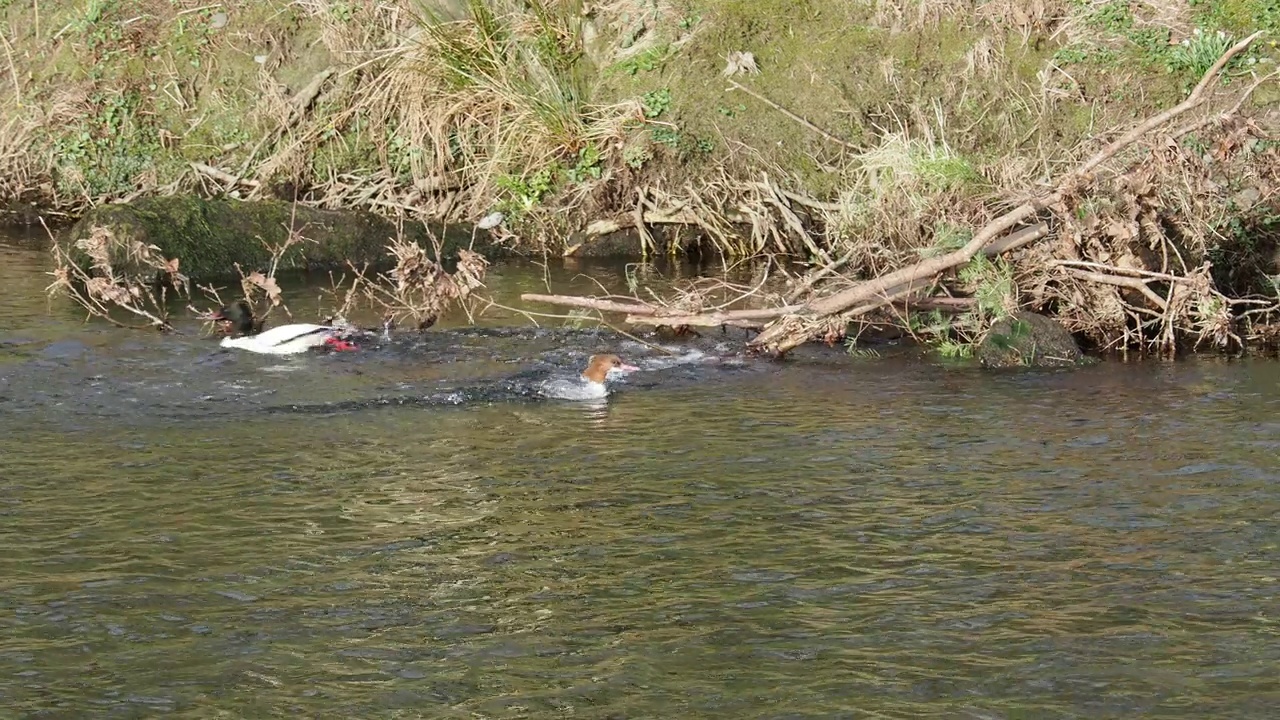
[
  {"xmin": 978, "ymin": 312, "xmax": 1084, "ymax": 369},
  {"xmin": 60, "ymin": 196, "xmax": 502, "ymax": 282}
]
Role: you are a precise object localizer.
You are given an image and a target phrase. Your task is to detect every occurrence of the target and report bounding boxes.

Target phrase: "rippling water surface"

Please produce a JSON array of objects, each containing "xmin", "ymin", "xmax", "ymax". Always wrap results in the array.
[{"xmin": 3, "ymin": 231, "xmax": 1280, "ymax": 718}]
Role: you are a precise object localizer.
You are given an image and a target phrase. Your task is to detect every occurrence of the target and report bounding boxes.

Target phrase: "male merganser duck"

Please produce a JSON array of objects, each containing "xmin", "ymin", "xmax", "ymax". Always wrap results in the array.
[
  {"xmin": 211, "ymin": 300, "xmax": 359, "ymax": 355},
  {"xmin": 539, "ymin": 353, "xmax": 639, "ymax": 400}
]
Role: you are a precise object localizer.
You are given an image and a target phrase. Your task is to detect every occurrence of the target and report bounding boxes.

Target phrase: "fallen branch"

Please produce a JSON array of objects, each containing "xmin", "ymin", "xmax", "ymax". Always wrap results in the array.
[
  {"xmin": 1065, "ymin": 268, "xmax": 1169, "ymax": 310},
  {"xmin": 519, "ymin": 293, "xmax": 663, "ymax": 315},
  {"xmin": 623, "ymin": 295, "xmax": 975, "ymax": 330},
  {"xmin": 625, "ymin": 312, "xmax": 771, "ymax": 329},
  {"xmin": 191, "ymin": 162, "xmax": 261, "ymax": 189},
  {"xmin": 728, "ymin": 80, "xmax": 859, "ymax": 150}
]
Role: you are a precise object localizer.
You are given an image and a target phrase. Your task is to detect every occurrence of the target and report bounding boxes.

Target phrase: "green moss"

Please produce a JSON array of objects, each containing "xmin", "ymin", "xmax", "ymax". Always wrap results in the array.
[{"xmin": 61, "ymin": 196, "xmax": 513, "ymax": 282}]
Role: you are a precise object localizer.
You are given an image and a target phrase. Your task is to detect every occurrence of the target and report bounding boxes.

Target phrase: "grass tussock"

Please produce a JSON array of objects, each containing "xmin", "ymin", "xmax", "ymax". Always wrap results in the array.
[
  {"xmin": 382, "ymin": 0, "xmax": 642, "ymax": 221},
  {"xmin": 820, "ymin": 117, "xmax": 990, "ymax": 276}
]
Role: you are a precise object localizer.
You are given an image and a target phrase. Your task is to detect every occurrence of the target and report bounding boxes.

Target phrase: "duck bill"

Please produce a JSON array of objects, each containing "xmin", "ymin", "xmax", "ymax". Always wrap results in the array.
[
  {"xmin": 619, "ymin": 363, "xmax": 640, "ymax": 373},
  {"xmin": 323, "ymin": 337, "xmax": 359, "ymax": 352}
]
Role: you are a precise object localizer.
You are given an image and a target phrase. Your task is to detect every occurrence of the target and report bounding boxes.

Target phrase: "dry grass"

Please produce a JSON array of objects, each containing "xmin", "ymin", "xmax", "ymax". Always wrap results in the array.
[
  {"xmin": 818, "ymin": 116, "xmax": 990, "ymax": 275},
  {"xmin": 377, "ymin": 0, "xmax": 638, "ymax": 218},
  {"xmin": 871, "ymin": 0, "xmax": 974, "ymax": 32},
  {"xmin": 1027, "ymin": 114, "xmax": 1280, "ymax": 353}
]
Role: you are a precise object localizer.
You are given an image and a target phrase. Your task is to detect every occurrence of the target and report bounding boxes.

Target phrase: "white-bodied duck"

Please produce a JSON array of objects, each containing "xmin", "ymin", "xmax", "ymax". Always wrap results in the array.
[
  {"xmin": 211, "ymin": 300, "xmax": 359, "ymax": 355},
  {"xmin": 539, "ymin": 354, "xmax": 640, "ymax": 400}
]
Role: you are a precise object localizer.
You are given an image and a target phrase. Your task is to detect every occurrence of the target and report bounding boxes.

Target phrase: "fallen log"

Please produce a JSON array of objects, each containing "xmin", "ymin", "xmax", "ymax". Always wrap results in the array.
[
  {"xmin": 623, "ymin": 296, "xmax": 975, "ymax": 330},
  {"xmin": 521, "ymin": 223, "xmax": 1049, "ymax": 328},
  {"xmin": 518, "ymin": 31, "xmax": 1260, "ymax": 350},
  {"xmin": 518, "ymin": 293, "xmax": 663, "ymax": 315}
]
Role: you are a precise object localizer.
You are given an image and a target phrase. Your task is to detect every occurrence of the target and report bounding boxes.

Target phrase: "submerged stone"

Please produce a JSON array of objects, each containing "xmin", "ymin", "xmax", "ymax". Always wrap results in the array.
[{"xmin": 978, "ymin": 312, "xmax": 1083, "ymax": 369}]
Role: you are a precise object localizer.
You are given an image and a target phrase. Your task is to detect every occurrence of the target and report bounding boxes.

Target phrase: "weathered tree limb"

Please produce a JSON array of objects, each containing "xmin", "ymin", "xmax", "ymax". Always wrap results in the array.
[
  {"xmin": 518, "ymin": 293, "xmax": 661, "ymax": 315},
  {"xmin": 625, "ymin": 313, "xmax": 771, "ymax": 329},
  {"xmin": 748, "ymin": 201, "xmax": 1055, "ymax": 348},
  {"xmin": 191, "ymin": 162, "xmax": 261, "ymax": 189},
  {"xmin": 623, "ymin": 295, "xmax": 975, "ymax": 330},
  {"xmin": 1074, "ymin": 31, "xmax": 1264, "ymax": 179},
  {"xmin": 1065, "ymin": 268, "xmax": 1169, "ymax": 310},
  {"xmin": 1171, "ymin": 67, "xmax": 1279, "ymax": 138},
  {"xmin": 985, "ymin": 222, "xmax": 1049, "ymax": 255},
  {"xmin": 1053, "ymin": 259, "xmax": 1201, "ymax": 282},
  {"xmin": 746, "ymin": 32, "xmax": 1262, "ymax": 356},
  {"xmin": 531, "ymin": 221, "xmax": 1048, "ymax": 328}
]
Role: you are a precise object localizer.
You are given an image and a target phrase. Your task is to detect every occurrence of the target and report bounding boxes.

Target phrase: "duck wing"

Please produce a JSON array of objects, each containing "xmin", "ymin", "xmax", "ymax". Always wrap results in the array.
[{"xmin": 253, "ymin": 324, "xmax": 336, "ymax": 348}]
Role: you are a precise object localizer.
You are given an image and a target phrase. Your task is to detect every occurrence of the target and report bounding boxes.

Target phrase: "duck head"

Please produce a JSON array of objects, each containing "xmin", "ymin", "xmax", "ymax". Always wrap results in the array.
[
  {"xmin": 211, "ymin": 300, "xmax": 258, "ymax": 336},
  {"xmin": 581, "ymin": 354, "xmax": 640, "ymax": 384}
]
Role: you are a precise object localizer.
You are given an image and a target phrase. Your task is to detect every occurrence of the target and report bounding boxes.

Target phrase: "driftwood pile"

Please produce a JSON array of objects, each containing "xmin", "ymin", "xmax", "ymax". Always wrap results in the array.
[{"xmin": 523, "ymin": 33, "xmax": 1277, "ymax": 357}]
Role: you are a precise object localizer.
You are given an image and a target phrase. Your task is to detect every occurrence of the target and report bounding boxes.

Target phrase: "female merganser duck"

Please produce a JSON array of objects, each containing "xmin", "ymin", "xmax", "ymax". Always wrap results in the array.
[
  {"xmin": 539, "ymin": 354, "xmax": 639, "ymax": 400},
  {"xmin": 211, "ymin": 300, "xmax": 359, "ymax": 355}
]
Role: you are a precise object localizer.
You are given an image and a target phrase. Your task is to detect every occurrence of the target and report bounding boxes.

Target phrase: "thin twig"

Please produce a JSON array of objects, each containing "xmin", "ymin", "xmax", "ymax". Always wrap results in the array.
[{"xmin": 727, "ymin": 80, "xmax": 859, "ymax": 150}]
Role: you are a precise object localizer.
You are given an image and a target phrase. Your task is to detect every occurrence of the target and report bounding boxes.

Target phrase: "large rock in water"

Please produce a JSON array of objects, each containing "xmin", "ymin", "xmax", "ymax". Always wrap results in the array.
[
  {"xmin": 977, "ymin": 312, "xmax": 1084, "ymax": 369},
  {"xmin": 59, "ymin": 196, "xmax": 496, "ymax": 283}
]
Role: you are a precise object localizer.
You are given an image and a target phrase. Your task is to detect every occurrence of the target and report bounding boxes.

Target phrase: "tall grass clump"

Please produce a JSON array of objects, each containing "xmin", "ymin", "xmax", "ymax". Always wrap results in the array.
[
  {"xmin": 820, "ymin": 119, "xmax": 988, "ymax": 276},
  {"xmin": 397, "ymin": 0, "xmax": 637, "ymax": 220}
]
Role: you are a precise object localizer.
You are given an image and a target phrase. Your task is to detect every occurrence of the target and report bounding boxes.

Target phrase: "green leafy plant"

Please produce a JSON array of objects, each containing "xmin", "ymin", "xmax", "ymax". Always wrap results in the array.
[
  {"xmin": 843, "ymin": 337, "xmax": 881, "ymax": 359},
  {"xmin": 495, "ymin": 165, "xmax": 557, "ymax": 213},
  {"xmin": 651, "ymin": 126, "xmax": 680, "ymax": 148},
  {"xmin": 613, "ymin": 44, "xmax": 671, "ymax": 76},
  {"xmin": 623, "ymin": 143, "xmax": 652, "ymax": 170},
  {"xmin": 935, "ymin": 338, "xmax": 974, "ymax": 359},
  {"xmin": 1166, "ymin": 28, "xmax": 1237, "ymax": 76},
  {"xmin": 959, "ymin": 254, "xmax": 1016, "ymax": 323},
  {"xmin": 642, "ymin": 88, "xmax": 672, "ymax": 119},
  {"xmin": 566, "ymin": 144, "xmax": 603, "ymax": 183}
]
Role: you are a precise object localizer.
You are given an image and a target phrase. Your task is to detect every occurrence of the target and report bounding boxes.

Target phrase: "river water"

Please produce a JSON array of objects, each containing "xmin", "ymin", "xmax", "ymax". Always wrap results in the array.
[{"xmin": 2, "ymin": 229, "xmax": 1279, "ymax": 718}]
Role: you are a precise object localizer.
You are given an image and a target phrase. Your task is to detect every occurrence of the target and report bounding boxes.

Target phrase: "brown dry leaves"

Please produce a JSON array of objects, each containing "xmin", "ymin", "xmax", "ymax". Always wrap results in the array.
[
  {"xmin": 362, "ymin": 238, "xmax": 491, "ymax": 329},
  {"xmin": 1030, "ymin": 115, "xmax": 1278, "ymax": 352},
  {"xmin": 47, "ymin": 225, "xmax": 188, "ymax": 331},
  {"xmin": 243, "ymin": 270, "xmax": 284, "ymax": 307}
]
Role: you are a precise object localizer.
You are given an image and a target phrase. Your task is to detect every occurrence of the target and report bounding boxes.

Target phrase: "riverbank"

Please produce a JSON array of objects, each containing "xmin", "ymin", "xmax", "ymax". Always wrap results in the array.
[
  {"xmin": 4, "ymin": 0, "xmax": 1280, "ymax": 357},
  {"xmin": 5, "ymin": 1, "xmax": 1276, "ymax": 235}
]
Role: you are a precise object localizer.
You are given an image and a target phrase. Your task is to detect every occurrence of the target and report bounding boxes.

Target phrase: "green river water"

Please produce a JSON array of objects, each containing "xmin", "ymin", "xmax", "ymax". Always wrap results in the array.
[{"xmin": 2, "ymin": 228, "xmax": 1279, "ymax": 719}]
